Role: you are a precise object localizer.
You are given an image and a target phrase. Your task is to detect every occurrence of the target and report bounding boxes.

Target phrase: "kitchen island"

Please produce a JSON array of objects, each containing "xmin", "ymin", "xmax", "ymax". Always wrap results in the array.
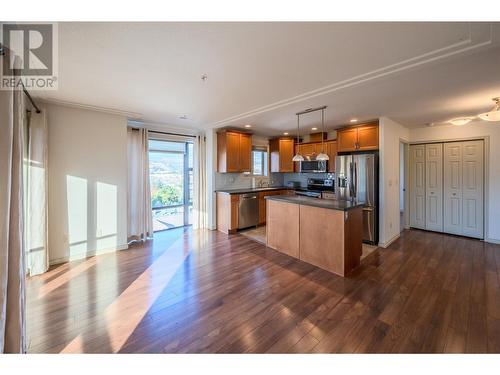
[{"xmin": 265, "ymin": 195, "xmax": 364, "ymax": 277}]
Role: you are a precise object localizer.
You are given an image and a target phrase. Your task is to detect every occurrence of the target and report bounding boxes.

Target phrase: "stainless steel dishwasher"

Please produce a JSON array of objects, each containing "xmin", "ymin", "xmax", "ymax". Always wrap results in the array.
[{"xmin": 238, "ymin": 193, "xmax": 259, "ymax": 229}]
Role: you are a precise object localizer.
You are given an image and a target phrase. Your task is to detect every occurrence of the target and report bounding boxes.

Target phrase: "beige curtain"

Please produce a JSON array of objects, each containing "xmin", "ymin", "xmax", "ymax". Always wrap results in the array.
[
  {"xmin": 25, "ymin": 109, "xmax": 49, "ymax": 276},
  {"xmin": 127, "ymin": 128, "xmax": 153, "ymax": 241},
  {"xmin": 0, "ymin": 85, "xmax": 27, "ymax": 353},
  {"xmin": 193, "ymin": 134, "xmax": 208, "ymax": 229}
]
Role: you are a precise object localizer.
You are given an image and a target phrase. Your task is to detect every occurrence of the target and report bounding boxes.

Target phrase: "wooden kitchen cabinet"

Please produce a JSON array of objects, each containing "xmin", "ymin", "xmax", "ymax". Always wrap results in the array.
[
  {"xmin": 258, "ymin": 189, "xmax": 292, "ymax": 225},
  {"xmin": 326, "ymin": 140, "xmax": 337, "ymax": 172},
  {"xmin": 217, "ymin": 131, "xmax": 252, "ymax": 173},
  {"xmin": 337, "ymin": 122, "xmax": 379, "ymax": 152},
  {"xmin": 299, "ymin": 143, "xmax": 316, "ymax": 157},
  {"xmin": 270, "ymin": 137, "xmax": 295, "ymax": 172},
  {"xmin": 239, "ymin": 133, "xmax": 252, "ymax": 171},
  {"xmin": 216, "ymin": 193, "xmax": 239, "ymax": 234},
  {"xmin": 357, "ymin": 124, "xmax": 379, "ymax": 150}
]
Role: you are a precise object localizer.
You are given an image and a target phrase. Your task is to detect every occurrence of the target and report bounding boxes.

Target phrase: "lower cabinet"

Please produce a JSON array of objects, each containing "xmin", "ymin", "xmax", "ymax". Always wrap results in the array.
[{"xmin": 217, "ymin": 189, "xmax": 293, "ymax": 233}]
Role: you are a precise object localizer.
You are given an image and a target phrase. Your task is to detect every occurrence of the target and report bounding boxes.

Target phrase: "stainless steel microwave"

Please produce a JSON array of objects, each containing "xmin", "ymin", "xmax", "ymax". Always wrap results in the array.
[{"xmin": 299, "ymin": 160, "xmax": 327, "ymax": 173}]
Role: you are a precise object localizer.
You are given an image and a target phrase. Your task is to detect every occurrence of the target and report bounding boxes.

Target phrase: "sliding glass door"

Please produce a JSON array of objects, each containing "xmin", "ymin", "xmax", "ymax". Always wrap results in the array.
[{"xmin": 149, "ymin": 139, "xmax": 193, "ymax": 231}]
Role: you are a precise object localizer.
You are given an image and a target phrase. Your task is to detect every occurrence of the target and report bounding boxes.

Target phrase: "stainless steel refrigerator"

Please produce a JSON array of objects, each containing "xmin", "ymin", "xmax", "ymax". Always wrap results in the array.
[{"xmin": 336, "ymin": 152, "xmax": 378, "ymax": 245}]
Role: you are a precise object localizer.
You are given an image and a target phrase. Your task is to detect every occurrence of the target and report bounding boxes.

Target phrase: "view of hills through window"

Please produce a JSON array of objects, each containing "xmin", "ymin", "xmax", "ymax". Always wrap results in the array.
[{"xmin": 149, "ymin": 140, "xmax": 193, "ymax": 231}]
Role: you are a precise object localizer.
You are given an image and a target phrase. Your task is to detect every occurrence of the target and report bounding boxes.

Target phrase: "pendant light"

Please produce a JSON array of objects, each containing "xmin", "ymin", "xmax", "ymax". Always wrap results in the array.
[
  {"xmin": 292, "ymin": 113, "xmax": 304, "ymax": 162},
  {"xmin": 478, "ymin": 97, "xmax": 500, "ymax": 121},
  {"xmin": 316, "ymin": 107, "xmax": 329, "ymax": 161}
]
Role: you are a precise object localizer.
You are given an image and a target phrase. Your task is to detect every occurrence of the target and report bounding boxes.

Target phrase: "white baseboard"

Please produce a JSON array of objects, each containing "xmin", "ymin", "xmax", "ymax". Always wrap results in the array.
[
  {"xmin": 49, "ymin": 244, "xmax": 129, "ymax": 266},
  {"xmin": 378, "ymin": 233, "xmax": 401, "ymax": 248},
  {"xmin": 484, "ymin": 237, "xmax": 500, "ymax": 245}
]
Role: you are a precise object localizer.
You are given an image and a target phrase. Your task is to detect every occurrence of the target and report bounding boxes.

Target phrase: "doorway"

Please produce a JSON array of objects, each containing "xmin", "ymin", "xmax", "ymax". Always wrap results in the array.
[{"xmin": 148, "ymin": 139, "xmax": 194, "ymax": 231}]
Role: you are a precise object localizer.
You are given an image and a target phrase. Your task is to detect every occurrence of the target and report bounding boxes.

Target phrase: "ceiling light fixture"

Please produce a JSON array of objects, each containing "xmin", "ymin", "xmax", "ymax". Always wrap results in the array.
[
  {"xmin": 244, "ymin": 124, "xmax": 252, "ymax": 128},
  {"xmin": 449, "ymin": 117, "xmax": 475, "ymax": 126},
  {"xmin": 478, "ymin": 97, "xmax": 500, "ymax": 122},
  {"xmin": 283, "ymin": 132, "xmax": 289, "ymax": 135},
  {"xmin": 350, "ymin": 118, "xmax": 358, "ymax": 123},
  {"xmin": 311, "ymin": 127, "xmax": 318, "ymax": 131},
  {"xmin": 292, "ymin": 114, "xmax": 304, "ymax": 162},
  {"xmin": 316, "ymin": 107, "xmax": 329, "ymax": 161},
  {"xmin": 179, "ymin": 115, "xmax": 188, "ymax": 120},
  {"xmin": 293, "ymin": 106, "xmax": 328, "ymax": 162}
]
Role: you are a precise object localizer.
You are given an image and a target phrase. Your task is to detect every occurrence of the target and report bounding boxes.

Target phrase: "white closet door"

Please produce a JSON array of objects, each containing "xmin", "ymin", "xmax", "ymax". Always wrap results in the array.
[
  {"xmin": 462, "ymin": 140, "xmax": 484, "ymax": 238},
  {"xmin": 443, "ymin": 142, "xmax": 462, "ymax": 235},
  {"xmin": 409, "ymin": 144, "xmax": 426, "ymax": 229},
  {"xmin": 425, "ymin": 143, "xmax": 443, "ymax": 232}
]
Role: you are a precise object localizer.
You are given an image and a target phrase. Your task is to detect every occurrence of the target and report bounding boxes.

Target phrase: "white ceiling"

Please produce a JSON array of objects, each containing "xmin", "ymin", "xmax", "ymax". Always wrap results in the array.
[{"xmin": 39, "ymin": 22, "xmax": 500, "ymax": 135}]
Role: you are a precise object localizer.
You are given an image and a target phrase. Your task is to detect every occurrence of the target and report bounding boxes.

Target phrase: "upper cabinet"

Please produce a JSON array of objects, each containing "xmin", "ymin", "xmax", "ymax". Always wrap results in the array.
[
  {"xmin": 337, "ymin": 122, "xmax": 379, "ymax": 152},
  {"xmin": 217, "ymin": 130, "xmax": 252, "ymax": 173},
  {"xmin": 326, "ymin": 140, "xmax": 337, "ymax": 172},
  {"xmin": 270, "ymin": 137, "xmax": 295, "ymax": 173}
]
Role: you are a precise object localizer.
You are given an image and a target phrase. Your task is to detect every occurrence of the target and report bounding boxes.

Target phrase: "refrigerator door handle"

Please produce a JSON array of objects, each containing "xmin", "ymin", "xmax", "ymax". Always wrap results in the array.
[
  {"xmin": 353, "ymin": 162, "xmax": 358, "ymax": 199},
  {"xmin": 349, "ymin": 162, "xmax": 354, "ymax": 198}
]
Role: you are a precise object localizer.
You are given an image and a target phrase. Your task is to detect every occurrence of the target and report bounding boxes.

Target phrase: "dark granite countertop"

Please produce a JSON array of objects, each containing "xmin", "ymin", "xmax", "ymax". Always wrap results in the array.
[
  {"xmin": 215, "ymin": 186, "xmax": 292, "ymax": 195},
  {"xmin": 265, "ymin": 195, "xmax": 365, "ymax": 211}
]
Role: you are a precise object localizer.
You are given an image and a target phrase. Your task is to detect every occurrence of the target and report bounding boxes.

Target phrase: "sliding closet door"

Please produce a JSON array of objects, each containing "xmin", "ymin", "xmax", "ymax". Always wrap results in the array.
[
  {"xmin": 425, "ymin": 143, "xmax": 443, "ymax": 232},
  {"xmin": 443, "ymin": 142, "xmax": 462, "ymax": 235},
  {"xmin": 462, "ymin": 140, "xmax": 484, "ymax": 238},
  {"xmin": 409, "ymin": 144, "xmax": 426, "ymax": 229}
]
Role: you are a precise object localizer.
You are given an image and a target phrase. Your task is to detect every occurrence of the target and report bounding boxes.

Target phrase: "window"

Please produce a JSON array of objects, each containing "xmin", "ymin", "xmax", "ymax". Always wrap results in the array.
[
  {"xmin": 252, "ymin": 148, "xmax": 268, "ymax": 176},
  {"xmin": 149, "ymin": 140, "xmax": 193, "ymax": 231}
]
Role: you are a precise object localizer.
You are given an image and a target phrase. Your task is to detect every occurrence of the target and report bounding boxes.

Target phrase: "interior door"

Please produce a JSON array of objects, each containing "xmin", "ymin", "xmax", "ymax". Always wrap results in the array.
[
  {"xmin": 409, "ymin": 144, "xmax": 426, "ymax": 229},
  {"xmin": 443, "ymin": 142, "xmax": 462, "ymax": 235},
  {"xmin": 425, "ymin": 143, "xmax": 443, "ymax": 232},
  {"xmin": 461, "ymin": 140, "xmax": 484, "ymax": 238}
]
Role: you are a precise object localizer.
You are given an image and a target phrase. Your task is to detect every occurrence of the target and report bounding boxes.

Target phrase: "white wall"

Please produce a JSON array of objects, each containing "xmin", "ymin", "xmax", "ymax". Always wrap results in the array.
[
  {"xmin": 206, "ymin": 129, "xmax": 217, "ymax": 230},
  {"xmin": 410, "ymin": 120, "xmax": 499, "ymax": 243},
  {"xmin": 379, "ymin": 117, "xmax": 410, "ymax": 247},
  {"xmin": 47, "ymin": 104, "xmax": 128, "ymax": 264}
]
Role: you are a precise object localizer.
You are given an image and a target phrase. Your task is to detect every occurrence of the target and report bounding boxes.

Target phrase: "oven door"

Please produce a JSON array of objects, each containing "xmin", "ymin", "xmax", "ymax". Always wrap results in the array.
[{"xmin": 300, "ymin": 160, "xmax": 327, "ymax": 173}]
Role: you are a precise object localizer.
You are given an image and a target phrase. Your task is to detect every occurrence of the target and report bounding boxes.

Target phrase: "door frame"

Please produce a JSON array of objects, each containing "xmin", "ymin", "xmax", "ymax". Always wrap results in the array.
[
  {"xmin": 408, "ymin": 135, "xmax": 489, "ymax": 241},
  {"xmin": 399, "ymin": 139, "xmax": 410, "ymax": 231}
]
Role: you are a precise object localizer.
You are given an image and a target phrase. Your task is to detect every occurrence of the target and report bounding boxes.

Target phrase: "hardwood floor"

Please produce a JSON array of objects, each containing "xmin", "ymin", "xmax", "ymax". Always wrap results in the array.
[{"xmin": 26, "ymin": 228, "xmax": 500, "ymax": 353}]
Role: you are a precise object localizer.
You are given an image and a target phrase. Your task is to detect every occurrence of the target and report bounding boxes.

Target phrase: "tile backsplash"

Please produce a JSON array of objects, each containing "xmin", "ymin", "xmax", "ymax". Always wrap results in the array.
[{"xmin": 215, "ymin": 173, "xmax": 284, "ymax": 190}]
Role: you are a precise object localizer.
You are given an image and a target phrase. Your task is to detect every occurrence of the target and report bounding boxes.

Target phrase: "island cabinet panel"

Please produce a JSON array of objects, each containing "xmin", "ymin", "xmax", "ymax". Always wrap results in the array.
[
  {"xmin": 299, "ymin": 205, "xmax": 345, "ymax": 276},
  {"xmin": 265, "ymin": 198, "xmax": 363, "ymax": 277},
  {"xmin": 266, "ymin": 199, "xmax": 300, "ymax": 258},
  {"xmin": 343, "ymin": 207, "xmax": 363, "ymax": 273}
]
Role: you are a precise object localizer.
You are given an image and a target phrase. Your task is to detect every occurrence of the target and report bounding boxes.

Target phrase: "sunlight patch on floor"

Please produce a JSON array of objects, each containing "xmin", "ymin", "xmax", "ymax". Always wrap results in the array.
[{"xmin": 60, "ymin": 234, "xmax": 192, "ymax": 353}]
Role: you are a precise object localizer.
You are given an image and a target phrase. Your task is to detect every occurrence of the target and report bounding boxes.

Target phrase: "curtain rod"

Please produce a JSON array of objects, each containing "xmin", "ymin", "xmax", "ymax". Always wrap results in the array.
[
  {"xmin": 132, "ymin": 128, "xmax": 196, "ymax": 139},
  {"xmin": 23, "ymin": 85, "xmax": 41, "ymax": 114},
  {"xmin": 0, "ymin": 45, "xmax": 42, "ymax": 113}
]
